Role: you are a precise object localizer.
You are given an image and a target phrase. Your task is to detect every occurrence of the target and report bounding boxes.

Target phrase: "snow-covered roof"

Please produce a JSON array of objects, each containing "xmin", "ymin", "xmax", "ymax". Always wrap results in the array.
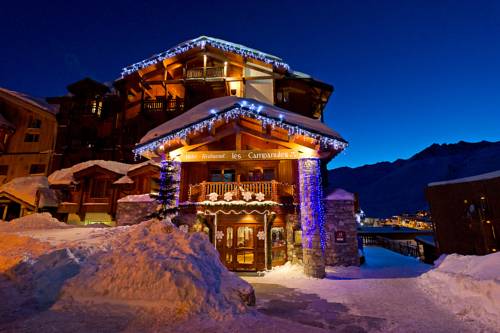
[
  {"xmin": 325, "ymin": 188, "xmax": 354, "ymax": 201},
  {"xmin": 113, "ymin": 175, "xmax": 134, "ymax": 185},
  {"xmin": 0, "ymin": 87, "xmax": 59, "ymax": 115},
  {"xmin": 0, "ymin": 176, "xmax": 49, "ymax": 207},
  {"xmin": 136, "ymin": 96, "xmax": 347, "ymax": 155},
  {"xmin": 121, "ymin": 36, "xmax": 290, "ymax": 77},
  {"xmin": 48, "ymin": 160, "xmax": 160, "ymax": 186},
  {"xmin": 428, "ymin": 170, "xmax": 500, "ymax": 187},
  {"xmin": 117, "ymin": 194, "xmax": 155, "ymax": 203},
  {"xmin": 38, "ymin": 187, "xmax": 60, "ymax": 208}
]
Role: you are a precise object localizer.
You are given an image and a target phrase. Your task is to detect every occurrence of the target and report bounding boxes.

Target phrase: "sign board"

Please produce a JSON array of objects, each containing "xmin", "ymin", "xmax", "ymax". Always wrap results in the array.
[
  {"xmin": 173, "ymin": 149, "xmax": 318, "ymax": 162},
  {"xmin": 334, "ymin": 230, "xmax": 346, "ymax": 243}
]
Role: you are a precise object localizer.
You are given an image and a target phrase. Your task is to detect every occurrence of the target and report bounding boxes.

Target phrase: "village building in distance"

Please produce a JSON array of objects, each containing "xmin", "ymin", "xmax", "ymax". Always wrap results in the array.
[{"xmin": 427, "ymin": 170, "xmax": 500, "ymax": 256}]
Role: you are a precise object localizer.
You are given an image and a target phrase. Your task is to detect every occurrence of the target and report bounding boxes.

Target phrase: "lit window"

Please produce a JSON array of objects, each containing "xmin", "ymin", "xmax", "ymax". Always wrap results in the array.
[{"xmin": 91, "ymin": 99, "xmax": 103, "ymax": 116}]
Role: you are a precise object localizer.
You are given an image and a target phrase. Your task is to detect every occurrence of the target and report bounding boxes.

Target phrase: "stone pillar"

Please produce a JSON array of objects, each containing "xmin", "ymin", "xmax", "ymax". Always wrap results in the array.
[
  {"xmin": 323, "ymin": 189, "xmax": 359, "ymax": 266},
  {"xmin": 298, "ymin": 158, "xmax": 326, "ymax": 278}
]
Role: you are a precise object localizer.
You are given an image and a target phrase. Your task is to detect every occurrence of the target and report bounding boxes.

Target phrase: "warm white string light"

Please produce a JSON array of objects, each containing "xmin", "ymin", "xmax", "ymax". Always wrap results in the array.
[{"xmin": 122, "ymin": 36, "xmax": 290, "ymax": 77}]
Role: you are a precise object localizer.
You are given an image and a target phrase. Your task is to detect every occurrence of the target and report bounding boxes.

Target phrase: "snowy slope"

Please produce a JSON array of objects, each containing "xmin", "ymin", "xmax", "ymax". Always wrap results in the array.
[{"xmin": 328, "ymin": 140, "xmax": 500, "ymax": 217}]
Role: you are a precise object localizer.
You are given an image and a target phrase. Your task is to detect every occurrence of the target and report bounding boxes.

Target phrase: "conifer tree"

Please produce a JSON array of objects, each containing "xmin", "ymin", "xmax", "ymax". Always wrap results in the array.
[{"xmin": 150, "ymin": 158, "xmax": 179, "ymax": 220}]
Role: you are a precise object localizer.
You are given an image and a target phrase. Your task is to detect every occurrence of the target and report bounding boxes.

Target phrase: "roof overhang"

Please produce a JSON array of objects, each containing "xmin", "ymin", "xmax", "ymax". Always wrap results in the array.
[{"xmin": 134, "ymin": 97, "xmax": 347, "ymax": 159}]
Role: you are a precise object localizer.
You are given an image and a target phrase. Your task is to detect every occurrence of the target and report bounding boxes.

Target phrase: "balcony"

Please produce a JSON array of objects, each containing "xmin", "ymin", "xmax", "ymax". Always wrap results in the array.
[
  {"xmin": 186, "ymin": 66, "xmax": 225, "ymax": 79},
  {"xmin": 188, "ymin": 180, "xmax": 296, "ymax": 203},
  {"xmin": 142, "ymin": 98, "xmax": 184, "ymax": 113}
]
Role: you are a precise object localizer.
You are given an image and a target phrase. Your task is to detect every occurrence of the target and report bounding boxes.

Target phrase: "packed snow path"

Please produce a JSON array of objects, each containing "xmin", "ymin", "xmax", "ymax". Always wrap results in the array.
[{"xmin": 244, "ymin": 247, "xmax": 493, "ymax": 333}]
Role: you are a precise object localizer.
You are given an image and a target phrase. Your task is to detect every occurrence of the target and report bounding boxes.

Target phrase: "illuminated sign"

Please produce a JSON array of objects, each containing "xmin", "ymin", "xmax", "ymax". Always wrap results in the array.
[{"xmin": 172, "ymin": 149, "xmax": 318, "ymax": 162}]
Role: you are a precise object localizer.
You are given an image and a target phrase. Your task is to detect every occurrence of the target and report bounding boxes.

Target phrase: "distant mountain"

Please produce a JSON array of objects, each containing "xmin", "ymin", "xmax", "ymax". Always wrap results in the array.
[{"xmin": 327, "ymin": 140, "xmax": 500, "ymax": 218}]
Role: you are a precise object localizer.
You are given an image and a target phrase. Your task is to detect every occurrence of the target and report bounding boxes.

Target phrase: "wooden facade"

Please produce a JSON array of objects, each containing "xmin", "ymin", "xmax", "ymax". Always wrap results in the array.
[
  {"xmin": 426, "ymin": 172, "xmax": 500, "ymax": 255},
  {"xmin": 0, "ymin": 88, "xmax": 58, "ymax": 184},
  {"xmin": 52, "ymin": 162, "xmax": 159, "ymax": 225}
]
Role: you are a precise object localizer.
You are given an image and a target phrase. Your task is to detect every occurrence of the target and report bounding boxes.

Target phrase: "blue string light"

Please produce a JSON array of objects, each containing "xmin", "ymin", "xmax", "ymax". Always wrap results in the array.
[{"xmin": 298, "ymin": 158, "xmax": 326, "ymax": 253}]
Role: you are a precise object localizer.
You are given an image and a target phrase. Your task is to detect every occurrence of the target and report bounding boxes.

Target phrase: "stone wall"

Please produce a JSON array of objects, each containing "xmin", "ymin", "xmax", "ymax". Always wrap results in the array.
[
  {"xmin": 116, "ymin": 198, "xmax": 157, "ymax": 226},
  {"xmin": 298, "ymin": 158, "xmax": 326, "ymax": 278},
  {"xmin": 323, "ymin": 189, "xmax": 359, "ymax": 266}
]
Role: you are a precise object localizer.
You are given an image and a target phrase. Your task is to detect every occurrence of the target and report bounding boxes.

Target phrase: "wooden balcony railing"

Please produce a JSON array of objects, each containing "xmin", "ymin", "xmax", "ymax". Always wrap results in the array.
[
  {"xmin": 186, "ymin": 66, "xmax": 225, "ymax": 79},
  {"xmin": 188, "ymin": 180, "xmax": 296, "ymax": 203},
  {"xmin": 142, "ymin": 98, "xmax": 184, "ymax": 113}
]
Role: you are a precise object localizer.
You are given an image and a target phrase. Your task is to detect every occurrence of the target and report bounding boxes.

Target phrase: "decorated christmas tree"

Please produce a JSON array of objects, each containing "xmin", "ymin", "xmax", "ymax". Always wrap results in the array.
[{"xmin": 150, "ymin": 158, "xmax": 179, "ymax": 220}]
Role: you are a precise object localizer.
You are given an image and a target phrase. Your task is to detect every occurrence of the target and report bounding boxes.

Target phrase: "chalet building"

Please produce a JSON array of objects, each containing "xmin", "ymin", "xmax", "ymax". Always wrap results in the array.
[
  {"xmin": 0, "ymin": 88, "xmax": 58, "ymax": 184},
  {"xmin": 427, "ymin": 170, "xmax": 500, "ymax": 256},
  {"xmin": 126, "ymin": 36, "xmax": 350, "ymax": 276},
  {"xmin": 48, "ymin": 160, "xmax": 159, "ymax": 225},
  {"xmin": 46, "ymin": 78, "xmax": 123, "ymax": 172},
  {"xmin": 0, "ymin": 176, "xmax": 58, "ymax": 220}
]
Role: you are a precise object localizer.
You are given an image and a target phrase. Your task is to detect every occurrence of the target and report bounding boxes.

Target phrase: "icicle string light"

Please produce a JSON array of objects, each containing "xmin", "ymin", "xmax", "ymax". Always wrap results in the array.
[
  {"xmin": 122, "ymin": 36, "xmax": 290, "ymax": 77},
  {"xmin": 133, "ymin": 102, "xmax": 348, "ymax": 157}
]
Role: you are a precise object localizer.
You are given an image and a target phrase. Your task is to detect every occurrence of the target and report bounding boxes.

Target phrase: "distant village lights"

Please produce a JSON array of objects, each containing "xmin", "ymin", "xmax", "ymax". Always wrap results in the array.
[{"xmin": 134, "ymin": 102, "xmax": 348, "ymax": 158}]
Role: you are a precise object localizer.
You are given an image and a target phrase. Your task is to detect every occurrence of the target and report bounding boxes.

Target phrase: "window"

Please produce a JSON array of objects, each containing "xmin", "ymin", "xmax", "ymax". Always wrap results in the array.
[
  {"xmin": 0, "ymin": 165, "xmax": 8, "ymax": 176},
  {"xmin": 24, "ymin": 133, "xmax": 40, "ymax": 143},
  {"xmin": 29, "ymin": 164, "xmax": 45, "ymax": 175},
  {"xmin": 263, "ymin": 168, "xmax": 275, "ymax": 181},
  {"xmin": 90, "ymin": 98, "xmax": 103, "ymax": 117},
  {"xmin": 209, "ymin": 169, "xmax": 235, "ymax": 182},
  {"xmin": 28, "ymin": 118, "xmax": 42, "ymax": 129},
  {"xmin": 237, "ymin": 226, "xmax": 254, "ymax": 248},
  {"xmin": 91, "ymin": 179, "xmax": 110, "ymax": 198}
]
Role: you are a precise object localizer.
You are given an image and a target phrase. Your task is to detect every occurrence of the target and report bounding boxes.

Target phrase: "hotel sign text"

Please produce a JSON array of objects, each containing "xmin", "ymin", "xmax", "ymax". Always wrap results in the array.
[{"xmin": 174, "ymin": 149, "xmax": 318, "ymax": 162}]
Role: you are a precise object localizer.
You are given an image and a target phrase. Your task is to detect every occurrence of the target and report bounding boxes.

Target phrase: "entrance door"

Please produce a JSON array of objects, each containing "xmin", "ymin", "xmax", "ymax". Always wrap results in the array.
[{"xmin": 218, "ymin": 223, "xmax": 265, "ymax": 271}]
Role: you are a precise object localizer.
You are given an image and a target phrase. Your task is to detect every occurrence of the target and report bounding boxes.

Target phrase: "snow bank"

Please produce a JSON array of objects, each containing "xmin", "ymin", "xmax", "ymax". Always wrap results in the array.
[
  {"xmin": 0, "ymin": 232, "xmax": 53, "ymax": 275},
  {"xmin": 61, "ymin": 219, "xmax": 255, "ymax": 320},
  {"xmin": 0, "ymin": 213, "xmax": 71, "ymax": 231},
  {"xmin": 418, "ymin": 252, "xmax": 500, "ymax": 330}
]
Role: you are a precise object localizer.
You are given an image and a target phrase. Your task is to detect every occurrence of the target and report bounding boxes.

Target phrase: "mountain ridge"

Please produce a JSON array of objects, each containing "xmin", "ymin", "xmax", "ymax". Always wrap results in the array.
[{"xmin": 327, "ymin": 140, "xmax": 500, "ymax": 218}]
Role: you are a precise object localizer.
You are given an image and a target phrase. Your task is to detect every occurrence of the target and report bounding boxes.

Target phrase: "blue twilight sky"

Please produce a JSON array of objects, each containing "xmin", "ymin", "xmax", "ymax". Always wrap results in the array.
[{"xmin": 1, "ymin": 0, "xmax": 499, "ymax": 169}]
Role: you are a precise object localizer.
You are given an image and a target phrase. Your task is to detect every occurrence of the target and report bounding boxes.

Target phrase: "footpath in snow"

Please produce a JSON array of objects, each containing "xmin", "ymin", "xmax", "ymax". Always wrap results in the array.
[{"xmin": 245, "ymin": 247, "xmax": 499, "ymax": 333}]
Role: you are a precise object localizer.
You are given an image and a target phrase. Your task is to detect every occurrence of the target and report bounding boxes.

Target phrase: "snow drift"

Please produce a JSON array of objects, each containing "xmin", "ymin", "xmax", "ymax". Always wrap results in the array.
[
  {"xmin": 418, "ymin": 252, "xmax": 500, "ymax": 330},
  {"xmin": 0, "ymin": 213, "xmax": 71, "ymax": 231},
  {"xmin": 61, "ymin": 220, "xmax": 254, "ymax": 320},
  {"xmin": 0, "ymin": 218, "xmax": 254, "ymax": 323}
]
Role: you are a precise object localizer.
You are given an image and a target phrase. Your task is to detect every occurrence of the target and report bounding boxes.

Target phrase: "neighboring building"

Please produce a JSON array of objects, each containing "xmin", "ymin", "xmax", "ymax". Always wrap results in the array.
[
  {"xmin": 48, "ymin": 160, "xmax": 159, "ymax": 225},
  {"xmin": 0, "ymin": 88, "xmax": 58, "ymax": 184},
  {"xmin": 427, "ymin": 170, "xmax": 500, "ymax": 255},
  {"xmin": 0, "ymin": 176, "xmax": 58, "ymax": 220},
  {"xmin": 46, "ymin": 78, "xmax": 123, "ymax": 172}
]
